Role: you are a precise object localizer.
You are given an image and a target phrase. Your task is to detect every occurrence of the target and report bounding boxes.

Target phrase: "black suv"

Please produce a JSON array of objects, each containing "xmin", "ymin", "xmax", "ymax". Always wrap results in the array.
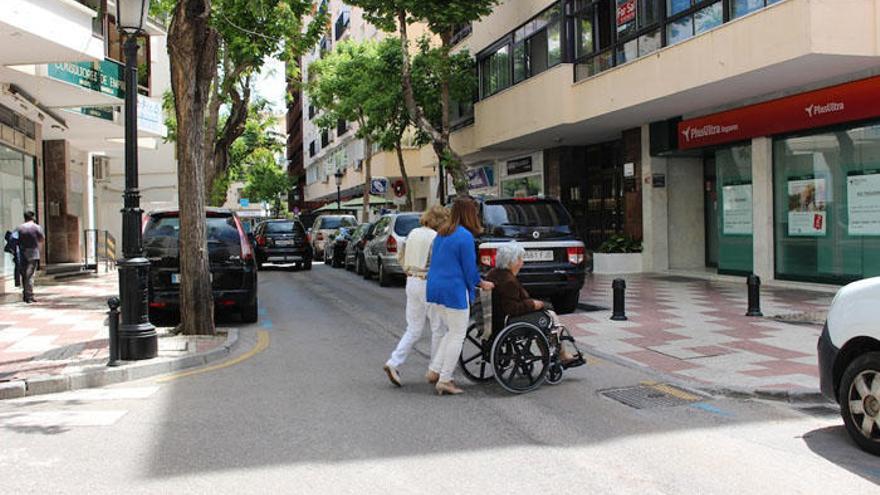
[
  {"xmin": 143, "ymin": 208, "xmax": 259, "ymax": 323},
  {"xmin": 476, "ymin": 197, "xmax": 586, "ymax": 313},
  {"xmin": 254, "ymin": 219, "xmax": 312, "ymax": 270}
]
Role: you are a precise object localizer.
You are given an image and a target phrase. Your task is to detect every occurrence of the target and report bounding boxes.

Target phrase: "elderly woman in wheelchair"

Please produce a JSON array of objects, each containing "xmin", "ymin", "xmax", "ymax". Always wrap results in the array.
[{"xmin": 459, "ymin": 243, "xmax": 585, "ymax": 393}]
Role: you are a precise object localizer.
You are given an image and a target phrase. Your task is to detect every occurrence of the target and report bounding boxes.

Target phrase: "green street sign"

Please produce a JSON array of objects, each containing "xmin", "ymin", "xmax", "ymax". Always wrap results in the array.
[{"xmin": 47, "ymin": 60, "xmax": 125, "ymax": 99}]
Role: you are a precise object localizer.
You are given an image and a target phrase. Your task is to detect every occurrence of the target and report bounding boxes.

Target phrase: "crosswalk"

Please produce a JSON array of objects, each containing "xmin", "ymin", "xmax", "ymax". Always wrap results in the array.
[{"xmin": 0, "ymin": 386, "xmax": 160, "ymax": 429}]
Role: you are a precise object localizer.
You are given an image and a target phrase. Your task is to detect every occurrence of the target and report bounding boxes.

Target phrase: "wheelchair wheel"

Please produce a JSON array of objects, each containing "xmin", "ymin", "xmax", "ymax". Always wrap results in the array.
[
  {"xmin": 491, "ymin": 322, "xmax": 550, "ymax": 394},
  {"xmin": 459, "ymin": 321, "xmax": 495, "ymax": 382},
  {"xmin": 546, "ymin": 361, "xmax": 564, "ymax": 385}
]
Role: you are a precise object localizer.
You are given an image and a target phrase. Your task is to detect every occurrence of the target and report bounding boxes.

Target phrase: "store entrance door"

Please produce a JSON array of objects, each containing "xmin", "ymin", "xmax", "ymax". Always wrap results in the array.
[{"xmin": 704, "ymin": 154, "xmax": 719, "ymax": 268}]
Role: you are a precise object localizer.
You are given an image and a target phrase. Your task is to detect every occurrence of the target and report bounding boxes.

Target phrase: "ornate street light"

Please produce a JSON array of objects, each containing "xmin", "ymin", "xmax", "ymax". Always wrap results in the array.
[
  {"xmin": 115, "ymin": 0, "xmax": 157, "ymax": 360},
  {"xmin": 334, "ymin": 170, "xmax": 344, "ymax": 211}
]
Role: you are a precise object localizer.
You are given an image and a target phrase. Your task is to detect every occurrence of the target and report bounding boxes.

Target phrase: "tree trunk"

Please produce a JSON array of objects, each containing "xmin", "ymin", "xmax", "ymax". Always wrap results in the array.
[
  {"xmin": 362, "ymin": 134, "xmax": 372, "ymax": 222},
  {"xmin": 395, "ymin": 140, "xmax": 413, "ymax": 212},
  {"xmin": 210, "ymin": 74, "xmax": 251, "ymax": 194},
  {"xmin": 168, "ymin": 0, "xmax": 217, "ymax": 335},
  {"xmin": 396, "ymin": 11, "xmax": 468, "ymax": 196}
]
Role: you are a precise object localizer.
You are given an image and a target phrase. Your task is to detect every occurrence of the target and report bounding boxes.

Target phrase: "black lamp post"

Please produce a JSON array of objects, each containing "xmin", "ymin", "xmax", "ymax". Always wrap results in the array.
[
  {"xmin": 115, "ymin": 0, "xmax": 157, "ymax": 360},
  {"xmin": 334, "ymin": 170, "xmax": 343, "ymax": 211}
]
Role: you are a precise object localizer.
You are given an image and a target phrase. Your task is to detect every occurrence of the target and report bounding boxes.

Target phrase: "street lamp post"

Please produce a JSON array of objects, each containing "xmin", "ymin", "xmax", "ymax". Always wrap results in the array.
[
  {"xmin": 115, "ymin": 0, "xmax": 156, "ymax": 360},
  {"xmin": 334, "ymin": 171, "xmax": 343, "ymax": 211}
]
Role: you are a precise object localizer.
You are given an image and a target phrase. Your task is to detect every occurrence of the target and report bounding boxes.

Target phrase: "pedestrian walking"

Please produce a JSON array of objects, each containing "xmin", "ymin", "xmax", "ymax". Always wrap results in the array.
[
  {"xmin": 3, "ymin": 229, "xmax": 22, "ymax": 287},
  {"xmin": 426, "ymin": 197, "xmax": 494, "ymax": 396},
  {"xmin": 15, "ymin": 211, "xmax": 44, "ymax": 303},
  {"xmin": 383, "ymin": 205, "xmax": 450, "ymax": 387}
]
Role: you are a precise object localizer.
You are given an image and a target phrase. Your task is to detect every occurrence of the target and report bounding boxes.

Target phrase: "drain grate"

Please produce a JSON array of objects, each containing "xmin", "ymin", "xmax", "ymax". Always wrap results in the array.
[{"xmin": 600, "ymin": 383, "xmax": 706, "ymax": 409}]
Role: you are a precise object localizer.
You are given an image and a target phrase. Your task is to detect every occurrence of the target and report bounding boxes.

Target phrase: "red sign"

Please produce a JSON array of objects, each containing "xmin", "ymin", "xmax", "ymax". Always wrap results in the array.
[
  {"xmin": 617, "ymin": 0, "xmax": 636, "ymax": 30},
  {"xmin": 678, "ymin": 75, "xmax": 880, "ymax": 150}
]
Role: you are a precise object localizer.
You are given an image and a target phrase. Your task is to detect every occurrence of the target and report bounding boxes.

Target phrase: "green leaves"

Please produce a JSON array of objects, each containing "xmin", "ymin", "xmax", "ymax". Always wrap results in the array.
[{"xmin": 240, "ymin": 149, "xmax": 293, "ymax": 203}]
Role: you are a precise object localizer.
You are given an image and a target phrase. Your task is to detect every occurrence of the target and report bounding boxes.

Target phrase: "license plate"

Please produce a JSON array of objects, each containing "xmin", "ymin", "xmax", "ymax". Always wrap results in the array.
[
  {"xmin": 523, "ymin": 250, "xmax": 553, "ymax": 262},
  {"xmin": 276, "ymin": 240, "xmax": 293, "ymax": 247},
  {"xmin": 171, "ymin": 273, "xmax": 180, "ymax": 284}
]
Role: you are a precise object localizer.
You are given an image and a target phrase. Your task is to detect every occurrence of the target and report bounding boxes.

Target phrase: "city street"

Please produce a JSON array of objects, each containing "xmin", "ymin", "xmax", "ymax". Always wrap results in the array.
[{"xmin": 1, "ymin": 264, "xmax": 878, "ymax": 493}]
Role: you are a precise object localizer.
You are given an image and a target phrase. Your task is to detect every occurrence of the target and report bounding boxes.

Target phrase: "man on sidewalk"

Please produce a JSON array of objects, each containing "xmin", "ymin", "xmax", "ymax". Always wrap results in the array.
[{"xmin": 15, "ymin": 211, "xmax": 44, "ymax": 303}]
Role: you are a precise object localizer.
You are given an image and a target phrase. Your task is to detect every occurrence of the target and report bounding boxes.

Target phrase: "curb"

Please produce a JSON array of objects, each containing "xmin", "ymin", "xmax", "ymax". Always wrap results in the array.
[
  {"xmin": 580, "ymin": 346, "xmax": 833, "ymax": 405},
  {"xmin": 0, "ymin": 329, "xmax": 240, "ymax": 400}
]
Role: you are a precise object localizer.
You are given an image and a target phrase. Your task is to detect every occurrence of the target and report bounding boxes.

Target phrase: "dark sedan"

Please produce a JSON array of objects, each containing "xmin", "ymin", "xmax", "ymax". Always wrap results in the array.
[{"xmin": 254, "ymin": 219, "xmax": 313, "ymax": 270}]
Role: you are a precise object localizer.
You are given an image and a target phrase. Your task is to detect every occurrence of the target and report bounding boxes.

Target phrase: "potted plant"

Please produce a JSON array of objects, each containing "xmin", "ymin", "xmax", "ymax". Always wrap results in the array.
[{"xmin": 593, "ymin": 235, "xmax": 643, "ymax": 274}]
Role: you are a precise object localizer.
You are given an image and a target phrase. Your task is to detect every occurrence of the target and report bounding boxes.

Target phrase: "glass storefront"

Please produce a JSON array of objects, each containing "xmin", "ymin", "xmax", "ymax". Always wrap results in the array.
[
  {"xmin": 1, "ymin": 144, "xmax": 37, "ymax": 278},
  {"xmin": 774, "ymin": 121, "xmax": 880, "ymax": 283},
  {"xmin": 716, "ymin": 143, "xmax": 753, "ymax": 274}
]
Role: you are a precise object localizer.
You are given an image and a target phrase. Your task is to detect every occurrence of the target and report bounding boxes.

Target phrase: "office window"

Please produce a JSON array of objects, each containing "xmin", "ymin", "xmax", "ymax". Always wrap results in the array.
[
  {"xmin": 695, "ymin": 2, "xmax": 723, "ymax": 34},
  {"xmin": 731, "ymin": 0, "xmax": 780, "ymax": 19},
  {"xmin": 480, "ymin": 44, "xmax": 511, "ymax": 97},
  {"xmin": 667, "ymin": 0, "xmax": 692, "ymax": 15},
  {"xmin": 575, "ymin": 10, "xmax": 594, "ymax": 58},
  {"xmin": 639, "ymin": 0, "xmax": 663, "ymax": 27}
]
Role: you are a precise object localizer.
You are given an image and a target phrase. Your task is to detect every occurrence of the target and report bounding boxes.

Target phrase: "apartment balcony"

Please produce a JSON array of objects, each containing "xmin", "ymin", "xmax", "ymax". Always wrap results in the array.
[
  {"xmin": 0, "ymin": 0, "xmax": 105, "ymax": 65},
  {"xmin": 455, "ymin": 0, "xmax": 880, "ymax": 156}
]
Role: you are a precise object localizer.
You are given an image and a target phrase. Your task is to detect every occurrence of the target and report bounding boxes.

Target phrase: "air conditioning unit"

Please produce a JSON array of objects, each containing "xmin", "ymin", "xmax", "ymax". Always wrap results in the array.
[{"xmin": 93, "ymin": 156, "xmax": 111, "ymax": 182}]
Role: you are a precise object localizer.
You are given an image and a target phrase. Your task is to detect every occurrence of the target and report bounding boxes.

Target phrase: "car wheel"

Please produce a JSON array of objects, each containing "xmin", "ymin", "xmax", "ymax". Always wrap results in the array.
[
  {"xmin": 303, "ymin": 259, "xmax": 312, "ymax": 271},
  {"xmin": 551, "ymin": 290, "xmax": 580, "ymax": 314},
  {"xmin": 362, "ymin": 257, "xmax": 373, "ymax": 280},
  {"xmin": 378, "ymin": 260, "xmax": 391, "ymax": 287},
  {"xmin": 241, "ymin": 299, "xmax": 259, "ymax": 324},
  {"xmin": 839, "ymin": 351, "xmax": 880, "ymax": 456}
]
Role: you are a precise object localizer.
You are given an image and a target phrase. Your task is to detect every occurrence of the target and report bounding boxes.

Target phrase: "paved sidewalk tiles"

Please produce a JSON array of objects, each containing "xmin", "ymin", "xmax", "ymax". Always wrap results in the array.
[{"xmin": 560, "ymin": 274, "xmax": 834, "ymax": 399}]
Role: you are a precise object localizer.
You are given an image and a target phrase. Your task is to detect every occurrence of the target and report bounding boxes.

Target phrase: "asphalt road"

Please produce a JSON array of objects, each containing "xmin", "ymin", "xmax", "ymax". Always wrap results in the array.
[{"xmin": 1, "ymin": 263, "xmax": 878, "ymax": 493}]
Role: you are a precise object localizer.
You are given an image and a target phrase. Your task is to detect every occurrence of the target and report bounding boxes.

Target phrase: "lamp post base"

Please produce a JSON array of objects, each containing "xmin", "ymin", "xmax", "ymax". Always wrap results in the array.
[{"xmin": 117, "ymin": 257, "xmax": 157, "ymax": 360}]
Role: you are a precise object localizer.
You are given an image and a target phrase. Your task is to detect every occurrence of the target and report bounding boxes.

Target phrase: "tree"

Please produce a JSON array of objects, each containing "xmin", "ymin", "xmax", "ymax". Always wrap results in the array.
[
  {"xmin": 165, "ymin": 0, "xmax": 327, "ymax": 335},
  {"xmin": 347, "ymin": 0, "xmax": 500, "ymax": 196},
  {"xmin": 241, "ymin": 150, "xmax": 294, "ymax": 209}
]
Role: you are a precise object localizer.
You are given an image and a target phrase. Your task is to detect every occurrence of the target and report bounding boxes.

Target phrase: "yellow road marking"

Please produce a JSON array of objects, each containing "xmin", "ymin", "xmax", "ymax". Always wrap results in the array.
[
  {"xmin": 649, "ymin": 383, "xmax": 702, "ymax": 402},
  {"xmin": 156, "ymin": 330, "xmax": 270, "ymax": 383}
]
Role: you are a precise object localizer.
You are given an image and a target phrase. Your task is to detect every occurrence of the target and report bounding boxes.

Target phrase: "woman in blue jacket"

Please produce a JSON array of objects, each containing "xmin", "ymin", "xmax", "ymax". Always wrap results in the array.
[{"xmin": 426, "ymin": 197, "xmax": 494, "ymax": 395}]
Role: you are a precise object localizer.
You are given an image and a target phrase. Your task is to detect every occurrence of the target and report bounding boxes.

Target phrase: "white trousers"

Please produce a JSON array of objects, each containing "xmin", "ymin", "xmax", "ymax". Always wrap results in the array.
[
  {"xmin": 429, "ymin": 302, "xmax": 470, "ymax": 382},
  {"xmin": 386, "ymin": 277, "xmax": 444, "ymax": 369}
]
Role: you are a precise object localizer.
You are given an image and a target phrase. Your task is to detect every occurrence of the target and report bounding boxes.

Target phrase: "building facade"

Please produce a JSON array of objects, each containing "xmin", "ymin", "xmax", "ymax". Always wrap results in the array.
[
  {"xmin": 1, "ymin": 0, "xmax": 171, "ymax": 294},
  {"xmin": 299, "ymin": 1, "xmax": 435, "ymax": 217},
  {"xmin": 442, "ymin": 0, "xmax": 880, "ymax": 285}
]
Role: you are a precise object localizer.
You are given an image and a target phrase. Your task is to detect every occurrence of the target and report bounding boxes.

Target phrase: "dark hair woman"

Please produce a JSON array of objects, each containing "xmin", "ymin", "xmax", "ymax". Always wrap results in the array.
[{"xmin": 426, "ymin": 197, "xmax": 494, "ymax": 395}]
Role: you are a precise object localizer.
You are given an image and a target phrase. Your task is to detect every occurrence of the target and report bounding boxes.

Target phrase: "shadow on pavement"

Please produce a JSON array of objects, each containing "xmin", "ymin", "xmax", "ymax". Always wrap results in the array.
[{"xmin": 803, "ymin": 425, "xmax": 880, "ymax": 484}]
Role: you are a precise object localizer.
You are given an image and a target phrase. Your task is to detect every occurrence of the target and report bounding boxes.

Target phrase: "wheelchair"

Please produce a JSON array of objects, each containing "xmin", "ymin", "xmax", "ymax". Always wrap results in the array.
[{"xmin": 458, "ymin": 290, "xmax": 585, "ymax": 394}]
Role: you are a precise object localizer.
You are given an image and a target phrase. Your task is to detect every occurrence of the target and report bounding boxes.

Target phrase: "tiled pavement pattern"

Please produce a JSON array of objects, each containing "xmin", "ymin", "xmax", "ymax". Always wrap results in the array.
[
  {"xmin": 0, "ymin": 273, "xmax": 224, "ymax": 383},
  {"xmin": 559, "ymin": 274, "xmax": 835, "ymax": 396}
]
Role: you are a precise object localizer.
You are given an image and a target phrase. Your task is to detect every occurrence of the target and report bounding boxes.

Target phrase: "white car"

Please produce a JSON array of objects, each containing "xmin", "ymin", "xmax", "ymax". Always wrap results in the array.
[{"xmin": 818, "ymin": 277, "xmax": 880, "ymax": 456}]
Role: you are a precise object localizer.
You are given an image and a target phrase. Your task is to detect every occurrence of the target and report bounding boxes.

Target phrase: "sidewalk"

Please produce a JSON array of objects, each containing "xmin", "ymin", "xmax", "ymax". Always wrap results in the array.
[
  {"xmin": 0, "ymin": 272, "xmax": 236, "ymax": 399},
  {"xmin": 560, "ymin": 273, "xmax": 835, "ymax": 401}
]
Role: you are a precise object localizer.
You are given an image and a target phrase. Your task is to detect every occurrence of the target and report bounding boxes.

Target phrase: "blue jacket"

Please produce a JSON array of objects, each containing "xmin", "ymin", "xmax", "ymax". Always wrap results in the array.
[{"xmin": 426, "ymin": 225, "xmax": 481, "ymax": 310}]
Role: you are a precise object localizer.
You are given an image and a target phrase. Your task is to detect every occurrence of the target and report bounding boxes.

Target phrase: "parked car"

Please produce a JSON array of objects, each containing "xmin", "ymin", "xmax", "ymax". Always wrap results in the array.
[
  {"xmin": 475, "ymin": 197, "xmax": 586, "ymax": 314},
  {"xmin": 325, "ymin": 226, "xmax": 353, "ymax": 268},
  {"xmin": 818, "ymin": 277, "xmax": 880, "ymax": 456},
  {"xmin": 143, "ymin": 207, "xmax": 258, "ymax": 323},
  {"xmin": 253, "ymin": 219, "xmax": 312, "ymax": 270},
  {"xmin": 310, "ymin": 214, "xmax": 358, "ymax": 261},
  {"xmin": 363, "ymin": 212, "xmax": 422, "ymax": 287},
  {"xmin": 346, "ymin": 222, "xmax": 374, "ymax": 275}
]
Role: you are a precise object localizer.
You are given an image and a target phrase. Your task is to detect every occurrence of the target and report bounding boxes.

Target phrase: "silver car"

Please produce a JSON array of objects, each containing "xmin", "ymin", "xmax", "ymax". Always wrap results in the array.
[
  {"xmin": 310, "ymin": 214, "xmax": 357, "ymax": 261},
  {"xmin": 362, "ymin": 212, "xmax": 422, "ymax": 287}
]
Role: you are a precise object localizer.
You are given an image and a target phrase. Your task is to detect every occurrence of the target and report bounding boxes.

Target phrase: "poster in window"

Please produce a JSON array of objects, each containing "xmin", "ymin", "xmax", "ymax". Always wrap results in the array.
[
  {"xmin": 616, "ymin": 0, "xmax": 637, "ymax": 34},
  {"xmin": 501, "ymin": 175, "xmax": 542, "ymax": 198},
  {"xmin": 847, "ymin": 171, "xmax": 880, "ymax": 236},
  {"xmin": 722, "ymin": 183, "xmax": 753, "ymax": 235},
  {"xmin": 787, "ymin": 177, "xmax": 827, "ymax": 236}
]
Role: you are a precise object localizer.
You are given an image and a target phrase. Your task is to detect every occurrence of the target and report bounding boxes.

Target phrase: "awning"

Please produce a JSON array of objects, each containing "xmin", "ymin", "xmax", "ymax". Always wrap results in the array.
[{"xmin": 340, "ymin": 195, "xmax": 393, "ymax": 207}]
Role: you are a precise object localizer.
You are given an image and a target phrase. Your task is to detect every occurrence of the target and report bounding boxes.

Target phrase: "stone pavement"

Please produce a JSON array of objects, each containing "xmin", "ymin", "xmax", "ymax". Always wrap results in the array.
[
  {"xmin": 560, "ymin": 273, "xmax": 835, "ymax": 400},
  {"xmin": 0, "ymin": 271, "xmax": 236, "ymax": 399}
]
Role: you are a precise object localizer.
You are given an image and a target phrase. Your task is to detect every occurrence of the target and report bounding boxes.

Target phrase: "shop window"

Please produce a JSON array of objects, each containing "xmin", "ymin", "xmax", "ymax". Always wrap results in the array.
[
  {"xmin": 716, "ymin": 144, "xmax": 753, "ymax": 275},
  {"xmin": 774, "ymin": 122, "xmax": 880, "ymax": 283},
  {"xmin": 0, "ymin": 145, "xmax": 36, "ymax": 278}
]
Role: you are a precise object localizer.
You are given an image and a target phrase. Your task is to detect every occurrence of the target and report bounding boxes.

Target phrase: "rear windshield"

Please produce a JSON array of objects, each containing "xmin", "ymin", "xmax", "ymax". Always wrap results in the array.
[
  {"xmin": 483, "ymin": 201, "xmax": 573, "ymax": 229},
  {"xmin": 320, "ymin": 216, "xmax": 357, "ymax": 229},
  {"xmin": 144, "ymin": 215, "xmax": 242, "ymax": 253},
  {"xmin": 265, "ymin": 221, "xmax": 302, "ymax": 234},
  {"xmin": 394, "ymin": 215, "xmax": 421, "ymax": 237}
]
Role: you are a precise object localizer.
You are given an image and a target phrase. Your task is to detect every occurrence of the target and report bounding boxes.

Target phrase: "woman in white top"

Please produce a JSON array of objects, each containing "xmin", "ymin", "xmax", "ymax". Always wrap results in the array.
[{"xmin": 383, "ymin": 205, "xmax": 450, "ymax": 387}]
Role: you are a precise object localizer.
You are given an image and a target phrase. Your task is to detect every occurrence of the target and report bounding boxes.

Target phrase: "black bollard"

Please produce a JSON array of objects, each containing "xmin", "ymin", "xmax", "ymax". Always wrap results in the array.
[
  {"xmin": 611, "ymin": 278, "xmax": 628, "ymax": 321},
  {"xmin": 746, "ymin": 274, "xmax": 763, "ymax": 317},
  {"xmin": 107, "ymin": 297, "xmax": 121, "ymax": 367}
]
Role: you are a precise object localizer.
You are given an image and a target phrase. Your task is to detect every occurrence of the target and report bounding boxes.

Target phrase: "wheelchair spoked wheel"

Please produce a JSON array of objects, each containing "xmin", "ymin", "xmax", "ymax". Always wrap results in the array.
[
  {"xmin": 491, "ymin": 322, "xmax": 550, "ymax": 394},
  {"xmin": 459, "ymin": 322, "xmax": 495, "ymax": 382}
]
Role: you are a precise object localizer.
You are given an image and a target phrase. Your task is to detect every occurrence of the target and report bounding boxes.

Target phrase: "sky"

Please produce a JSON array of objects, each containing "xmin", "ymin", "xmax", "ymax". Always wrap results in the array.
[{"xmin": 253, "ymin": 57, "xmax": 288, "ymax": 114}]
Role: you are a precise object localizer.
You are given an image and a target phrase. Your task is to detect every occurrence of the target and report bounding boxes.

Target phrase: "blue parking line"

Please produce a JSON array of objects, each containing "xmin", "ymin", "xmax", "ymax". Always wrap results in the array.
[
  {"xmin": 259, "ymin": 308, "xmax": 268, "ymax": 316},
  {"xmin": 690, "ymin": 402, "xmax": 734, "ymax": 417},
  {"xmin": 261, "ymin": 319, "xmax": 274, "ymax": 329}
]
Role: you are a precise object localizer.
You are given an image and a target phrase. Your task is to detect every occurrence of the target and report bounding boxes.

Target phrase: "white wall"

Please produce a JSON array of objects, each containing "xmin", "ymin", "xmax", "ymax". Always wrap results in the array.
[{"xmin": 667, "ymin": 157, "xmax": 706, "ymax": 269}]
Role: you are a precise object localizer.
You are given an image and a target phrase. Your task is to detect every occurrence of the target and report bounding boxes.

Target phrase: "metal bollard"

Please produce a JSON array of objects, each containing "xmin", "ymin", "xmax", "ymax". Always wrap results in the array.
[
  {"xmin": 746, "ymin": 274, "xmax": 763, "ymax": 317},
  {"xmin": 107, "ymin": 297, "xmax": 121, "ymax": 367},
  {"xmin": 611, "ymin": 278, "xmax": 628, "ymax": 321}
]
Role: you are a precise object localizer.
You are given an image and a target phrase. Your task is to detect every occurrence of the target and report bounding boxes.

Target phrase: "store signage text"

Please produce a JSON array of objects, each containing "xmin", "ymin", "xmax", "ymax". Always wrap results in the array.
[
  {"xmin": 617, "ymin": 0, "xmax": 636, "ymax": 32},
  {"xmin": 678, "ymin": 76, "xmax": 880, "ymax": 150}
]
